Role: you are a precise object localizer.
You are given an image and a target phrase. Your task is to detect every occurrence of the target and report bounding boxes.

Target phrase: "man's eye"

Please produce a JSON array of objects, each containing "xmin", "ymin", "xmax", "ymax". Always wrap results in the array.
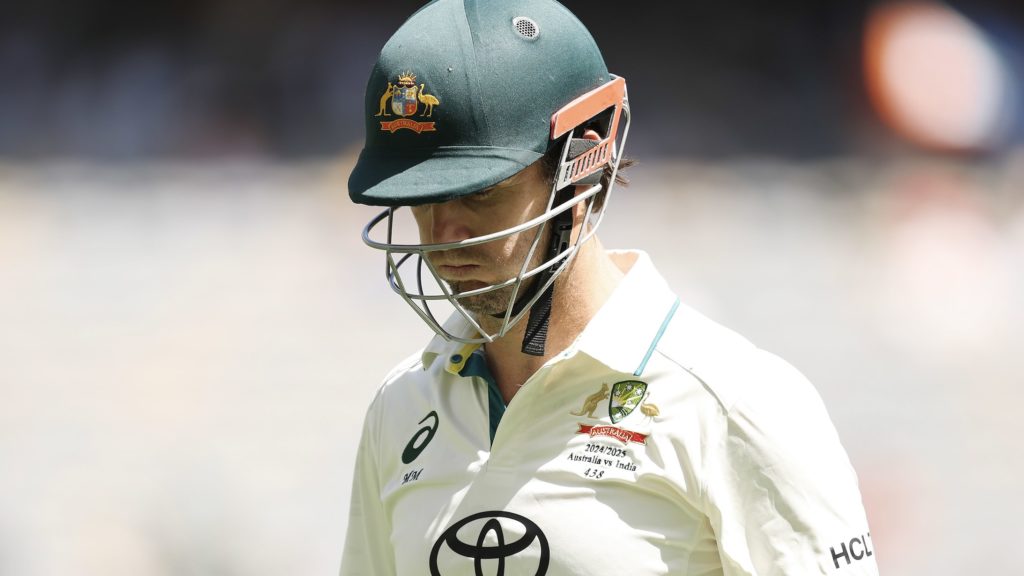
[{"xmin": 472, "ymin": 189, "xmax": 496, "ymax": 201}]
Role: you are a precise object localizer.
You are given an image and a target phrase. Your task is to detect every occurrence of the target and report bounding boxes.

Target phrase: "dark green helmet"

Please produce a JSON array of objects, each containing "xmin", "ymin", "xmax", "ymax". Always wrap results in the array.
[{"xmin": 348, "ymin": 0, "xmax": 610, "ymax": 206}]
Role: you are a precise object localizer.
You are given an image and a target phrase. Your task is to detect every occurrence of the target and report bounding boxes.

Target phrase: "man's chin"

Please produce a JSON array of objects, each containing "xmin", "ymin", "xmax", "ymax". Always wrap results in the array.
[
  {"xmin": 452, "ymin": 292, "xmax": 506, "ymax": 316},
  {"xmin": 449, "ymin": 279, "xmax": 488, "ymax": 293},
  {"xmin": 446, "ymin": 283, "xmax": 508, "ymax": 316},
  {"xmin": 457, "ymin": 284, "xmax": 547, "ymax": 319}
]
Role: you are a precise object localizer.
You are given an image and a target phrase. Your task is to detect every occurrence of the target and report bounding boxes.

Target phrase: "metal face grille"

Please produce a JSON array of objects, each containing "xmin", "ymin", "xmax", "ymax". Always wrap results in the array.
[{"xmin": 512, "ymin": 17, "xmax": 539, "ymax": 40}]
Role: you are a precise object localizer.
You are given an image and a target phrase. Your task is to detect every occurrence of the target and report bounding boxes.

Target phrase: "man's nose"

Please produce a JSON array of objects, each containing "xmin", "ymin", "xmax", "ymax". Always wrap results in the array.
[{"xmin": 423, "ymin": 200, "xmax": 472, "ymax": 244}]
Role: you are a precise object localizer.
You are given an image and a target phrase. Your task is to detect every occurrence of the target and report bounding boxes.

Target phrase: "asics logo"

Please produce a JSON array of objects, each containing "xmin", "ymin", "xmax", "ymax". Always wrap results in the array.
[{"xmin": 402, "ymin": 411, "xmax": 439, "ymax": 464}]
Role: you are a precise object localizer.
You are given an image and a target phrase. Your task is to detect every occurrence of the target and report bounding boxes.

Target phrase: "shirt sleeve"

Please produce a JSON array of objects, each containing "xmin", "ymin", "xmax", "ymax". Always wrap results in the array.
[
  {"xmin": 703, "ymin": 351, "xmax": 879, "ymax": 575},
  {"xmin": 339, "ymin": 391, "xmax": 396, "ymax": 576}
]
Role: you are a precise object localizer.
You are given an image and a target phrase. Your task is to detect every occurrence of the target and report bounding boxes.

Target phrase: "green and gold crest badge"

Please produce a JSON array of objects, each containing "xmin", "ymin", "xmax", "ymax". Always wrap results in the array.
[
  {"xmin": 375, "ymin": 71, "xmax": 440, "ymax": 134},
  {"xmin": 609, "ymin": 380, "xmax": 648, "ymax": 424}
]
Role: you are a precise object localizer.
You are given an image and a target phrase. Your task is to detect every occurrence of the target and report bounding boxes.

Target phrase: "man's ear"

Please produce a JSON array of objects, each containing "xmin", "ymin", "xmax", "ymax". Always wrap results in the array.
[
  {"xmin": 573, "ymin": 129, "xmax": 603, "ymax": 199},
  {"xmin": 570, "ymin": 128, "xmax": 605, "ymax": 226}
]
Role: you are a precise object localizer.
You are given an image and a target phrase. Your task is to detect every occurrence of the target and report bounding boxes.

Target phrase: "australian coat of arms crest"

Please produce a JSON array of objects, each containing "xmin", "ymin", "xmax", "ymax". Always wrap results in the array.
[{"xmin": 376, "ymin": 71, "xmax": 440, "ymax": 134}]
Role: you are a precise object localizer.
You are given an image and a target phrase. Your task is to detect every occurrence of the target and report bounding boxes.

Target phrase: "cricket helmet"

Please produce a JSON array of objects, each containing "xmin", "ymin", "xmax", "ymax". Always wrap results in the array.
[{"xmin": 350, "ymin": 0, "xmax": 631, "ymax": 351}]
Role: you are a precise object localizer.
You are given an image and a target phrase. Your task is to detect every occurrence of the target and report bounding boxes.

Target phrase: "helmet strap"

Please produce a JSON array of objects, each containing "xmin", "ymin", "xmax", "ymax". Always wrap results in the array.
[{"xmin": 520, "ymin": 187, "xmax": 575, "ymax": 356}]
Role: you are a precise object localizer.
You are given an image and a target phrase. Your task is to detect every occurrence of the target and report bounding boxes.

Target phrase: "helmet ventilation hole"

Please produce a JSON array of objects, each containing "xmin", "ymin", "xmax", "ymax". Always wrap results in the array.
[{"xmin": 512, "ymin": 17, "xmax": 540, "ymax": 41}]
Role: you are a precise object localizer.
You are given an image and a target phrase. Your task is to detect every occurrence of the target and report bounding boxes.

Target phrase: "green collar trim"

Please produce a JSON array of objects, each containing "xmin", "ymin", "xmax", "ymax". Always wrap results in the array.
[{"xmin": 458, "ymin": 348, "xmax": 505, "ymax": 446}]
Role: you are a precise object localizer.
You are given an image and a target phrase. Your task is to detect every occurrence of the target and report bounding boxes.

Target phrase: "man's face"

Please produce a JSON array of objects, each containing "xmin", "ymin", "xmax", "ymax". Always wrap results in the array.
[{"xmin": 410, "ymin": 162, "xmax": 552, "ymax": 316}]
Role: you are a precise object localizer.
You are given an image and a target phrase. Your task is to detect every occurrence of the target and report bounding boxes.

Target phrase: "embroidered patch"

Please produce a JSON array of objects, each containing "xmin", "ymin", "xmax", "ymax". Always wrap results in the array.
[
  {"xmin": 375, "ymin": 71, "xmax": 440, "ymax": 133},
  {"xmin": 576, "ymin": 423, "xmax": 648, "ymax": 445},
  {"xmin": 639, "ymin": 394, "xmax": 661, "ymax": 420},
  {"xmin": 609, "ymin": 380, "xmax": 647, "ymax": 424},
  {"xmin": 569, "ymin": 383, "xmax": 610, "ymax": 419}
]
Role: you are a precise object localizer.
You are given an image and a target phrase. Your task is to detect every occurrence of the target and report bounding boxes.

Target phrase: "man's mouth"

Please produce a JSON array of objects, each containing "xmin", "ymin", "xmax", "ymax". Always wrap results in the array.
[{"xmin": 436, "ymin": 264, "xmax": 480, "ymax": 279}]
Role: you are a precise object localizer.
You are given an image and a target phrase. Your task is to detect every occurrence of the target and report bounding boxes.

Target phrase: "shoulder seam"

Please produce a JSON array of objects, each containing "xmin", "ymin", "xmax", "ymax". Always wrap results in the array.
[
  {"xmin": 653, "ymin": 347, "xmax": 734, "ymax": 414},
  {"xmin": 650, "ymin": 345, "xmax": 727, "ymax": 513},
  {"xmin": 651, "ymin": 342, "xmax": 749, "ymax": 414}
]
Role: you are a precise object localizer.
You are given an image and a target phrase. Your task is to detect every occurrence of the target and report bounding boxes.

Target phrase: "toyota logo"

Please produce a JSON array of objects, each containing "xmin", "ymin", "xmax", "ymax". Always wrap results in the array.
[{"xmin": 429, "ymin": 511, "xmax": 549, "ymax": 576}]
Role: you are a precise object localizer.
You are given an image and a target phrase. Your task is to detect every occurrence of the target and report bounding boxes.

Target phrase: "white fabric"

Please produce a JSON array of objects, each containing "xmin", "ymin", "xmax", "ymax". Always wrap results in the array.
[{"xmin": 340, "ymin": 250, "xmax": 878, "ymax": 575}]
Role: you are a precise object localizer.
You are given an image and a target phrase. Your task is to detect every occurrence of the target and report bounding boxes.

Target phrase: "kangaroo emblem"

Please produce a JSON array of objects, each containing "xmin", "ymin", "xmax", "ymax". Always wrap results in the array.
[
  {"xmin": 571, "ymin": 383, "xmax": 610, "ymax": 418},
  {"xmin": 375, "ymin": 82, "xmax": 395, "ymax": 117}
]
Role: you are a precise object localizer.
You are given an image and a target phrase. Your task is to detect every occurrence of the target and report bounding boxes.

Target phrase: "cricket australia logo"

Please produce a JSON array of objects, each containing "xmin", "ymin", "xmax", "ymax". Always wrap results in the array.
[
  {"xmin": 609, "ymin": 380, "xmax": 647, "ymax": 424},
  {"xmin": 376, "ymin": 71, "xmax": 440, "ymax": 133},
  {"xmin": 571, "ymin": 381, "xmax": 650, "ymax": 446}
]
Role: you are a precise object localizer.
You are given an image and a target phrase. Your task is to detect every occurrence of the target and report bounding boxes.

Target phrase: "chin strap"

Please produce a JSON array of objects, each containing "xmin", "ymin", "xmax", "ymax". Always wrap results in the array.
[
  {"xmin": 520, "ymin": 190, "xmax": 572, "ymax": 356},
  {"xmin": 520, "ymin": 138, "xmax": 603, "ymax": 356},
  {"xmin": 520, "ymin": 284, "xmax": 554, "ymax": 356}
]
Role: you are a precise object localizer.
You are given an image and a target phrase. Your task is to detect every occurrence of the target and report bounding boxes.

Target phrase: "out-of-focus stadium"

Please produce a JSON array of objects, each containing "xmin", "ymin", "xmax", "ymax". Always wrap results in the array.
[{"xmin": 1, "ymin": 1, "xmax": 1022, "ymax": 574}]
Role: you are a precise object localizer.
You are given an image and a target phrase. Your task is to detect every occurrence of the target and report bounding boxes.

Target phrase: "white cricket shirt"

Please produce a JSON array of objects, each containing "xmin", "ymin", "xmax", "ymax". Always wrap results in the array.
[{"xmin": 340, "ymin": 250, "xmax": 878, "ymax": 575}]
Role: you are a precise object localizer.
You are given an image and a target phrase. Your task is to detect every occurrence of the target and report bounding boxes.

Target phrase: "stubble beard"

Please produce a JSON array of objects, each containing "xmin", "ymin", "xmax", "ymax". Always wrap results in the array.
[
  {"xmin": 447, "ymin": 230, "xmax": 550, "ymax": 320},
  {"xmin": 450, "ymin": 275, "xmax": 540, "ymax": 317}
]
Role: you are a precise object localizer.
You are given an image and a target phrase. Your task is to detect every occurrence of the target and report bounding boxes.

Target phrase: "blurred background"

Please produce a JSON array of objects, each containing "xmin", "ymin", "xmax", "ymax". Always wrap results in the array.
[{"xmin": 1, "ymin": 0, "xmax": 1022, "ymax": 574}]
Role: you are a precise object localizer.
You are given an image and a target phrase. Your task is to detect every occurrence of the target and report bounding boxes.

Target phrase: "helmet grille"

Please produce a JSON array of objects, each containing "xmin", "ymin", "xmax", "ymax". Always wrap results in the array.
[{"xmin": 512, "ymin": 17, "xmax": 540, "ymax": 40}]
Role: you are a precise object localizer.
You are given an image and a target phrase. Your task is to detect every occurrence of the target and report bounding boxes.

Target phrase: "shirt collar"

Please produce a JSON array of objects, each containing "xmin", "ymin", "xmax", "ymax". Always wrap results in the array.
[
  {"xmin": 420, "ymin": 249, "xmax": 678, "ymax": 376},
  {"xmin": 421, "ymin": 313, "xmax": 480, "ymax": 373},
  {"xmin": 574, "ymin": 250, "xmax": 679, "ymax": 376}
]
